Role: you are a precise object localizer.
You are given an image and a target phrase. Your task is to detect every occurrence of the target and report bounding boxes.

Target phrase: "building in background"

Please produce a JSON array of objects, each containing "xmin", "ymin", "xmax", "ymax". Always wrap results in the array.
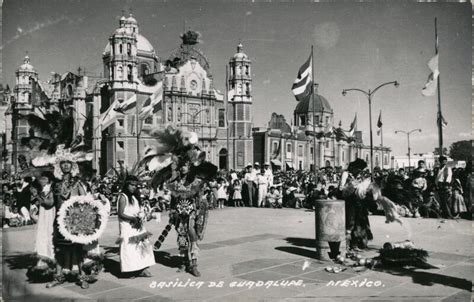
[
  {"xmin": 5, "ymin": 14, "xmax": 254, "ymax": 175},
  {"xmin": 253, "ymin": 85, "xmax": 391, "ymax": 171}
]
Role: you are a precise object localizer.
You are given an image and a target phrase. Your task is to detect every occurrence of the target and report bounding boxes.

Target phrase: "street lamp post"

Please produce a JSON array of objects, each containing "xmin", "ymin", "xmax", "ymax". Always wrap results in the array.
[
  {"xmin": 342, "ymin": 81, "xmax": 399, "ymax": 179},
  {"xmin": 395, "ymin": 128, "xmax": 422, "ymax": 170}
]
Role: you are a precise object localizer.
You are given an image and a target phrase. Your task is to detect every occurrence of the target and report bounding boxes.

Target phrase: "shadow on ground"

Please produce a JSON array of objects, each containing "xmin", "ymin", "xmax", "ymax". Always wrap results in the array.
[
  {"xmin": 378, "ymin": 267, "xmax": 472, "ymax": 291},
  {"xmin": 102, "ymin": 246, "xmax": 183, "ymax": 278}
]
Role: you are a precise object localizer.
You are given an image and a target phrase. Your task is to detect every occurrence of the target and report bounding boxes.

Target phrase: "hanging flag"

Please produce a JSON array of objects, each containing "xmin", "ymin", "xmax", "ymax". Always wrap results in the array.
[
  {"xmin": 139, "ymin": 81, "xmax": 163, "ymax": 120},
  {"xmin": 437, "ymin": 113, "xmax": 448, "ymax": 129},
  {"xmin": 32, "ymin": 105, "xmax": 47, "ymax": 120},
  {"xmin": 114, "ymin": 94, "xmax": 137, "ymax": 114},
  {"xmin": 291, "ymin": 53, "xmax": 313, "ymax": 102},
  {"xmin": 421, "ymin": 54, "xmax": 439, "ymax": 97},
  {"xmin": 348, "ymin": 114, "xmax": 357, "ymax": 136},
  {"xmin": 227, "ymin": 88, "xmax": 235, "ymax": 101},
  {"xmin": 376, "ymin": 111, "xmax": 382, "ymax": 136},
  {"xmin": 99, "ymin": 100, "xmax": 119, "ymax": 130}
]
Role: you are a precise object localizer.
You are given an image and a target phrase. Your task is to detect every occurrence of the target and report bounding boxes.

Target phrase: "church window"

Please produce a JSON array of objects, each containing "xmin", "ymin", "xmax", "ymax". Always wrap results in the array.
[
  {"xmin": 117, "ymin": 141, "xmax": 124, "ymax": 150},
  {"xmin": 326, "ymin": 116, "xmax": 329, "ymax": 125},
  {"xmin": 272, "ymin": 141, "xmax": 279, "ymax": 154},
  {"xmin": 127, "ymin": 65, "xmax": 133, "ymax": 81},
  {"xmin": 326, "ymin": 140, "xmax": 329, "ymax": 148},
  {"xmin": 67, "ymin": 85, "xmax": 73, "ymax": 97},
  {"xmin": 365, "ymin": 153, "xmax": 369, "ymax": 162},
  {"xmin": 119, "ymin": 44, "xmax": 123, "ymax": 54},
  {"xmin": 314, "ymin": 115, "xmax": 319, "ymax": 125},
  {"xmin": 384, "ymin": 154, "xmax": 388, "ymax": 165},
  {"xmin": 245, "ymin": 83, "xmax": 250, "ymax": 96},
  {"xmin": 117, "ymin": 66, "xmax": 123, "ymax": 80},
  {"xmin": 310, "ymin": 147, "xmax": 314, "ymax": 155},
  {"xmin": 300, "ymin": 115, "xmax": 306, "ymax": 126},
  {"xmin": 141, "ymin": 64, "xmax": 149, "ymax": 78},
  {"xmin": 298, "ymin": 145, "xmax": 303, "ymax": 157},
  {"xmin": 245, "ymin": 65, "xmax": 250, "ymax": 76},
  {"xmin": 286, "ymin": 143, "xmax": 292, "ymax": 154},
  {"xmin": 127, "ymin": 43, "xmax": 131, "ymax": 56},
  {"xmin": 218, "ymin": 109, "xmax": 225, "ymax": 127},
  {"xmin": 145, "ymin": 117, "xmax": 153, "ymax": 124},
  {"xmin": 117, "ymin": 118, "xmax": 124, "ymax": 127},
  {"xmin": 342, "ymin": 151, "xmax": 345, "ymax": 162},
  {"xmin": 375, "ymin": 155, "xmax": 380, "ymax": 167}
]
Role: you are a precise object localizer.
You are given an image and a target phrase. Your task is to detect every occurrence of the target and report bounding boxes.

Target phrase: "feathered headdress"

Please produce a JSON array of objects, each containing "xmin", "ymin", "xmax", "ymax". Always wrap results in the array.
[
  {"xmin": 112, "ymin": 161, "xmax": 147, "ymax": 191},
  {"xmin": 32, "ymin": 144, "xmax": 92, "ymax": 179},
  {"xmin": 140, "ymin": 125, "xmax": 217, "ymax": 190}
]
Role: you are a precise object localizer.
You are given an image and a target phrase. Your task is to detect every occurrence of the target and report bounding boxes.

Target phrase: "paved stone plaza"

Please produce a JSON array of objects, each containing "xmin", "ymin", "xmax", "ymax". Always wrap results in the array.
[{"xmin": 3, "ymin": 208, "xmax": 473, "ymax": 301}]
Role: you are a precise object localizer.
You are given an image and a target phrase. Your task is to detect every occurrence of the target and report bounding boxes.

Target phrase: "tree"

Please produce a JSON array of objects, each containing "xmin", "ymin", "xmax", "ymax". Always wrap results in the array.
[
  {"xmin": 449, "ymin": 140, "xmax": 471, "ymax": 162},
  {"xmin": 433, "ymin": 147, "xmax": 448, "ymax": 156}
]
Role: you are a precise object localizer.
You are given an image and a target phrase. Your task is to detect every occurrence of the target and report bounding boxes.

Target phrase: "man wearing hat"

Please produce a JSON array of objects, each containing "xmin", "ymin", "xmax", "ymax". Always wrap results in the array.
[
  {"xmin": 263, "ymin": 162, "xmax": 274, "ymax": 187},
  {"xmin": 435, "ymin": 156, "xmax": 454, "ymax": 218}
]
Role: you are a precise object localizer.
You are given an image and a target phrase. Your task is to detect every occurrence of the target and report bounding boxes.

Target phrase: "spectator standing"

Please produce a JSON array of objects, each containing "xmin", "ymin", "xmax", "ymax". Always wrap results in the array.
[
  {"xmin": 257, "ymin": 171, "xmax": 269, "ymax": 207},
  {"xmin": 435, "ymin": 156, "xmax": 454, "ymax": 218},
  {"xmin": 232, "ymin": 179, "xmax": 243, "ymax": 207}
]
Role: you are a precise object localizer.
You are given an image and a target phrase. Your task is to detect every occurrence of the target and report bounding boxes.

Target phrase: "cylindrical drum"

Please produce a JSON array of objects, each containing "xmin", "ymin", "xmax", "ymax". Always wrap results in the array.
[{"xmin": 315, "ymin": 199, "xmax": 346, "ymax": 261}]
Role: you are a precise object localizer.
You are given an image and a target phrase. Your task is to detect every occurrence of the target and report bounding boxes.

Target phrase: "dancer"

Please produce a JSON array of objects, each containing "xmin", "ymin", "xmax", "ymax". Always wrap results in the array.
[
  {"xmin": 117, "ymin": 174, "xmax": 155, "ymax": 277},
  {"xmin": 30, "ymin": 171, "xmax": 56, "ymax": 278},
  {"xmin": 340, "ymin": 159, "xmax": 400, "ymax": 250},
  {"xmin": 142, "ymin": 126, "xmax": 217, "ymax": 277}
]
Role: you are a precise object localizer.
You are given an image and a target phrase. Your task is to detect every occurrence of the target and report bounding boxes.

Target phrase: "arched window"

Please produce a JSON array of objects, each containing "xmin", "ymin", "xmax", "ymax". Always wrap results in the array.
[
  {"xmin": 141, "ymin": 64, "xmax": 149, "ymax": 78},
  {"xmin": 245, "ymin": 65, "xmax": 250, "ymax": 76},
  {"xmin": 67, "ymin": 85, "xmax": 73, "ymax": 97},
  {"xmin": 245, "ymin": 83, "xmax": 251, "ymax": 96},
  {"xmin": 127, "ymin": 43, "xmax": 131, "ymax": 56},
  {"xmin": 117, "ymin": 66, "xmax": 123, "ymax": 80},
  {"xmin": 119, "ymin": 44, "xmax": 123, "ymax": 54}
]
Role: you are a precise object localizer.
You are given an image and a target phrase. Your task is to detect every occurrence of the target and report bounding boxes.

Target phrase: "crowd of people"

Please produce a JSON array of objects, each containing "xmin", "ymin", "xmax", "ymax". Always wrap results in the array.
[{"xmin": 2, "ymin": 157, "xmax": 470, "ymax": 230}]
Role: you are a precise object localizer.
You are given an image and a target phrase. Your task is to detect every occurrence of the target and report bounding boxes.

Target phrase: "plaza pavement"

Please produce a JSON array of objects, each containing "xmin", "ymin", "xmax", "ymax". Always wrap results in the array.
[{"xmin": 2, "ymin": 207, "xmax": 473, "ymax": 302}]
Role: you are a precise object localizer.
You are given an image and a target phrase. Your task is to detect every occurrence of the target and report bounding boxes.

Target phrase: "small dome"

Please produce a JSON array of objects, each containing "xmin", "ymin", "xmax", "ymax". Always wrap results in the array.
[
  {"xmin": 18, "ymin": 55, "xmax": 35, "ymax": 72},
  {"xmin": 233, "ymin": 42, "xmax": 248, "ymax": 60},
  {"xmin": 294, "ymin": 93, "xmax": 332, "ymax": 114},
  {"xmin": 127, "ymin": 13, "xmax": 137, "ymax": 24},
  {"xmin": 120, "ymin": 15, "xmax": 127, "ymax": 21}
]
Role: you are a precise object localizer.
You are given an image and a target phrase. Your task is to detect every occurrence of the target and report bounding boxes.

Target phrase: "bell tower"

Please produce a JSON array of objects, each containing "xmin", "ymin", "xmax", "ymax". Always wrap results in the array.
[{"xmin": 228, "ymin": 42, "xmax": 253, "ymax": 169}]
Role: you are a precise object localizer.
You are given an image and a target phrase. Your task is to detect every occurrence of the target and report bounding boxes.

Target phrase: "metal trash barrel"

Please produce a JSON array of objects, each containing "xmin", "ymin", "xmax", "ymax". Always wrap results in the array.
[{"xmin": 315, "ymin": 199, "xmax": 346, "ymax": 261}]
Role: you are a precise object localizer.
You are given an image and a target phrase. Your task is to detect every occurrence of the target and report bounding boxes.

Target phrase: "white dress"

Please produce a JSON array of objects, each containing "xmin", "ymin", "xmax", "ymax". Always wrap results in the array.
[
  {"xmin": 119, "ymin": 193, "xmax": 155, "ymax": 272},
  {"xmin": 34, "ymin": 191, "xmax": 56, "ymax": 260}
]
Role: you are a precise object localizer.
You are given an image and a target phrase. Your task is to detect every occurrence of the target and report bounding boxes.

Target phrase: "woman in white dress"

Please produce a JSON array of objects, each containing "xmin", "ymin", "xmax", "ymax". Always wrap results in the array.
[{"xmin": 117, "ymin": 175, "xmax": 155, "ymax": 277}]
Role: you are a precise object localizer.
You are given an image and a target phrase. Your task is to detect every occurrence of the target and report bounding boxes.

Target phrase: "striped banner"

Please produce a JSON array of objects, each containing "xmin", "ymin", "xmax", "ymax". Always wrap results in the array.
[
  {"xmin": 291, "ymin": 53, "xmax": 313, "ymax": 102},
  {"xmin": 139, "ymin": 81, "xmax": 163, "ymax": 120}
]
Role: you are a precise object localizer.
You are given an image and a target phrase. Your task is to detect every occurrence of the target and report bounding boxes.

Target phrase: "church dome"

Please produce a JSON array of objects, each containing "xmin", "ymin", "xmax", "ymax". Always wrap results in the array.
[
  {"xmin": 137, "ymin": 34, "xmax": 154, "ymax": 53},
  {"xmin": 126, "ymin": 13, "xmax": 137, "ymax": 24},
  {"xmin": 18, "ymin": 55, "xmax": 35, "ymax": 72},
  {"xmin": 232, "ymin": 42, "xmax": 248, "ymax": 60},
  {"xmin": 294, "ymin": 92, "xmax": 332, "ymax": 114}
]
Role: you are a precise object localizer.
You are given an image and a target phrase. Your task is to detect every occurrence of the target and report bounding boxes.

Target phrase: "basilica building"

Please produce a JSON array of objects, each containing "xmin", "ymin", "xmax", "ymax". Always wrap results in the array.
[{"xmin": 5, "ymin": 14, "xmax": 254, "ymax": 174}]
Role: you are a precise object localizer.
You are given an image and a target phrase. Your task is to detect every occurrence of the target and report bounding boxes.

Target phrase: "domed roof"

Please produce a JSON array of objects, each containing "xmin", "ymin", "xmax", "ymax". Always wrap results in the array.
[
  {"xmin": 137, "ymin": 34, "xmax": 154, "ymax": 53},
  {"xmin": 103, "ymin": 33, "xmax": 154, "ymax": 54},
  {"xmin": 18, "ymin": 55, "xmax": 35, "ymax": 72},
  {"xmin": 294, "ymin": 93, "xmax": 332, "ymax": 114},
  {"xmin": 114, "ymin": 26, "xmax": 127, "ymax": 35},
  {"xmin": 232, "ymin": 42, "xmax": 248, "ymax": 60},
  {"xmin": 126, "ymin": 13, "xmax": 137, "ymax": 24}
]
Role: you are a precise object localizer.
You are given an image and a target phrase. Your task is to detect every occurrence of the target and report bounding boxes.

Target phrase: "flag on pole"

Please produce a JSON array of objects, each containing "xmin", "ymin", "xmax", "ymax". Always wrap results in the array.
[
  {"xmin": 32, "ymin": 105, "xmax": 47, "ymax": 120},
  {"xmin": 99, "ymin": 100, "xmax": 119, "ymax": 130},
  {"xmin": 376, "ymin": 111, "xmax": 382, "ymax": 136},
  {"xmin": 291, "ymin": 53, "xmax": 313, "ymax": 102},
  {"xmin": 114, "ymin": 94, "xmax": 137, "ymax": 114},
  {"xmin": 437, "ymin": 113, "xmax": 448, "ymax": 129},
  {"xmin": 421, "ymin": 54, "xmax": 439, "ymax": 96},
  {"xmin": 139, "ymin": 81, "xmax": 163, "ymax": 120},
  {"xmin": 348, "ymin": 114, "xmax": 357, "ymax": 136}
]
